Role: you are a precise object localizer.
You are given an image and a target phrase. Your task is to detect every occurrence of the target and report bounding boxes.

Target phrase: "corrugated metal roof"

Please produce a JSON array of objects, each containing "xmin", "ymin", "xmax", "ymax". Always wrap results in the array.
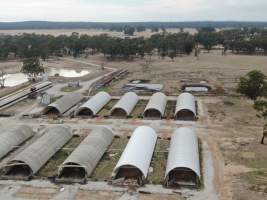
[
  {"xmin": 143, "ymin": 92, "xmax": 167, "ymax": 118},
  {"xmin": 175, "ymin": 92, "xmax": 196, "ymax": 118},
  {"xmin": 8, "ymin": 126, "xmax": 72, "ymax": 174},
  {"xmin": 110, "ymin": 92, "xmax": 139, "ymax": 116},
  {"xmin": 112, "ymin": 126, "xmax": 157, "ymax": 179},
  {"xmin": 122, "ymin": 83, "xmax": 163, "ymax": 93},
  {"xmin": 58, "ymin": 127, "xmax": 114, "ymax": 177},
  {"xmin": 76, "ymin": 92, "xmax": 111, "ymax": 116},
  {"xmin": 45, "ymin": 93, "xmax": 83, "ymax": 115},
  {"xmin": 0, "ymin": 126, "xmax": 34, "ymax": 159},
  {"xmin": 165, "ymin": 127, "xmax": 200, "ymax": 180}
]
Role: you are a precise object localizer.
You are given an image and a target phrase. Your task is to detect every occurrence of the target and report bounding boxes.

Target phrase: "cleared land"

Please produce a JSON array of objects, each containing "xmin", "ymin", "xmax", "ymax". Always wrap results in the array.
[
  {"xmin": 0, "ymin": 50, "xmax": 267, "ymax": 200},
  {"xmin": 0, "ymin": 28, "xmax": 196, "ymax": 37}
]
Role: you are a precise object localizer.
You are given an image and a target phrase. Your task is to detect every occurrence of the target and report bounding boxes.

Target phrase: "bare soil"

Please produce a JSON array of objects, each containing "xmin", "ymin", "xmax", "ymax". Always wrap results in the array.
[{"xmin": 0, "ymin": 28, "xmax": 194, "ymax": 37}]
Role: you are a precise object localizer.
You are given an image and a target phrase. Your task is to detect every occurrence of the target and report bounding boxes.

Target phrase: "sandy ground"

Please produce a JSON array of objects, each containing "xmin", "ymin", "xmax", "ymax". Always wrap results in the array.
[
  {"xmin": 0, "ymin": 51, "xmax": 267, "ymax": 199},
  {"xmin": 0, "ymin": 28, "xmax": 197, "ymax": 37}
]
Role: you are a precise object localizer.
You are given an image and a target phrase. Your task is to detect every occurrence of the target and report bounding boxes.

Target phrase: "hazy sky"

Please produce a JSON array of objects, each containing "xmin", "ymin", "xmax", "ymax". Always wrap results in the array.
[{"xmin": 0, "ymin": 0, "xmax": 267, "ymax": 22}]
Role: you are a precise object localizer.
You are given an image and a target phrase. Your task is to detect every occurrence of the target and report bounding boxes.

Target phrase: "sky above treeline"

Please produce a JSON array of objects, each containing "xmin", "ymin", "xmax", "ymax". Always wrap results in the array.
[{"xmin": 0, "ymin": 0, "xmax": 267, "ymax": 22}]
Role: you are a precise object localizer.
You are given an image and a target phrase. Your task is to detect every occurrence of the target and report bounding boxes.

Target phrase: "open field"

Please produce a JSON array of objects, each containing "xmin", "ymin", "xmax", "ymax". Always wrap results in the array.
[
  {"xmin": 0, "ymin": 50, "xmax": 267, "ymax": 200},
  {"xmin": 0, "ymin": 28, "xmax": 197, "ymax": 37}
]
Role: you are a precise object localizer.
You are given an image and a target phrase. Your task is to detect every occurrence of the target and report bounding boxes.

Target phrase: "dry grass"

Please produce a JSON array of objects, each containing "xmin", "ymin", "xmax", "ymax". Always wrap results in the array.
[
  {"xmin": 60, "ymin": 86, "xmax": 82, "ymax": 92},
  {"xmin": 98, "ymin": 99, "xmax": 118, "ymax": 116},
  {"xmin": 131, "ymin": 100, "xmax": 148, "ymax": 118},
  {"xmin": 91, "ymin": 137, "xmax": 129, "ymax": 181},
  {"xmin": 147, "ymin": 139, "xmax": 169, "ymax": 184},
  {"xmin": 37, "ymin": 135, "xmax": 86, "ymax": 178},
  {"xmin": 16, "ymin": 186, "xmax": 58, "ymax": 200},
  {"xmin": 139, "ymin": 194, "xmax": 185, "ymax": 200},
  {"xmin": 164, "ymin": 100, "xmax": 176, "ymax": 119},
  {"xmin": 75, "ymin": 190, "xmax": 123, "ymax": 200}
]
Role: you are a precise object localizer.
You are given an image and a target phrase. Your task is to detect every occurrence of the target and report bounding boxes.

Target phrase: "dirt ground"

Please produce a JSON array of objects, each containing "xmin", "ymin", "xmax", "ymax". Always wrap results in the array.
[
  {"xmin": 81, "ymin": 51, "xmax": 267, "ymax": 96},
  {"xmin": 0, "ymin": 28, "xmax": 196, "ymax": 37}
]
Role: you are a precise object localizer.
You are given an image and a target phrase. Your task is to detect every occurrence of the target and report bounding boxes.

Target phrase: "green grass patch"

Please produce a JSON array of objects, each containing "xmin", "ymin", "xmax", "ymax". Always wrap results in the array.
[
  {"xmin": 51, "ymin": 95, "xmax": 63, "ymax": 103},
  {"xmin": 241, "ymin": 170, "xmax": 267, "ymax": 186},
  {"xmin": 98, "ymin": 99, "xmax": 118, "ymax": 116},
  {"xmin": 60, "ymin": 86, "xmax": 82, "ymax": 92},
  {"xmin": 227, "ymin": 145, "xmax": 267, "ymax": 188},
  {"xmin": 147, "ymin": 139, "xmax": 169, "ymax": 184},
  {"xmin": 131, "ymin": 100, "xmax": 148, "ymax": 118},
  {"xmin": 91, "ymin": 137, "xmax": 129, "ymax": 181},
  {"xmin": 95, "ymin": 79, "xmax": 121, "ymax": 94},
  {"xmin": 165, "ymin": 100, "xmax": 176, "ymax": 119},
  {"xmin": 36, "ymin": 135, "xmax": 85, "ymax": 178}
]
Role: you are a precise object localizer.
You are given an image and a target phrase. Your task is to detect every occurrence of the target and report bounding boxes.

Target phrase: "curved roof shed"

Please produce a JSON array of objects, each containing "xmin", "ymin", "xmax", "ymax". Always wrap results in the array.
[
  {"xmin": 165, "ymin": 127, "xmax": 200, "ymax": 187},
  {"xmin": 76, "ymin": 92, "xmax": 111, "ymax": 116},
  {"xmin": 112, "ymin": 126, "xmax": 157, "ymax": 185},
  {"xmin": 110, "ymin": 92, "xmax": 139, "ymax": 117},
  {"xmin": 143, "ymin": 92, "xmax": 167, "ymax": 119},
  {"xmin": 175, "ymin": 93, "xmax": 196, "ymax": 121},
  {"xmin": 2, "ymin": 126, "xmax": 72, "ymax": 180},
  {"xmin": 0, "ymin": 126, "xmax": 34, "ymax": 160},
  {"xmin": 57, "ymin": 127, "xmax": 114, "ymax": 183},
  {"xmin": 44, "ymin": 93, "xmax": 84, "ymax": 116}
]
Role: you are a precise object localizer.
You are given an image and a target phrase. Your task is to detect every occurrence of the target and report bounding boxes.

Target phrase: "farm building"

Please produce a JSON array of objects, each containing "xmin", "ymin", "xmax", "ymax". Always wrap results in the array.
[
  {"xmin": 2, "ymin": 126, "xmax": 72, "ymax": 180},
  {"xmin": 181, "ymin": 83, "xmax": 212, "ymax": 93},
  {"xmin": 0, "ymin": 126, "xmax": 34, "ymax": 160},
  {"xmin": 56, "ymin": 127, "xmax": 114, "ymax": 183},
  {"xmin": 43, "ymin": 93, "xmax": 84, "ymax": 116},
  {"xmin": 175, "ymin": 93, "xmax": 196, "ymax": 121},
  {"xmin": 165, "ymin": 127, "xmax": 200, "ymax": 188},
  {"xmin": 110, "ymin": 92, "xmax": 139, "ymax": 118},
  {"xmin": 143, "ymin": 92, "xmax": 167, "ymax": 119},
  {"xmin": 112, "ymin": 126, "xmax": 157, "ymax": 185},
  {"xmin": 76, "ymin": 92, "xmax": 111, "ymax": 116}
]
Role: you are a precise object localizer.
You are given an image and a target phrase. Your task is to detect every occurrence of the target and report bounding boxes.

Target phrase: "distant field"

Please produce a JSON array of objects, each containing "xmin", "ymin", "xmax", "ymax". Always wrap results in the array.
[{"xmin": 0, "ymin": 28, "xmax": 197, "ymax": 37}]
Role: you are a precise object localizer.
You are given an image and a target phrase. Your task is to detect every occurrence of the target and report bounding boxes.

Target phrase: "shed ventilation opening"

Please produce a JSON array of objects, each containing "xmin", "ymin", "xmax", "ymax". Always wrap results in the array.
[
  {"xmin": 110, "ymin": 108, "xmax": 127, "ymax": 118},
  {"xmin": 165, "ymin": 167, "xmax": 199, "ymax": 187},
  {"xmin": 76, "ymin": 108, "xmax": 94, "ymax": 116},
  {"xmin": 58, "ymin": 163, "xmax": 87, "ymax": 181},
  {"xmin": 175, "ymin": 109, "xmax": 195, "ymax": 121},
  {"xmin": 2, "ymin": 161, "xmax": 32, "ymax": 180},
  {"xmin": 44, "ymin": 107, "xmax": 60, "ymax": 115},
  {"xmin": 143, "ymin": 109, "xmax": 162, "ymax": 119},
  {"xmin": 114, "ymin": 165, "xmax": 144, "ymax": 185}
]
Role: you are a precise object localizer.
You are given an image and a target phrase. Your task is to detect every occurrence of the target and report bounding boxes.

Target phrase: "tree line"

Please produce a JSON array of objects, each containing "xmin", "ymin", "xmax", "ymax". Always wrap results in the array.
[
  {"xmin": 1, "ymin": 27, "xmax": 267, "ymax": 61},
  {"xmin": 0, "ymin": 32, "xmax": 195, "ymax": 61},
  {"xmin": 1, "ymin": 21, "xmax": 267, "ymax": 30}
]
